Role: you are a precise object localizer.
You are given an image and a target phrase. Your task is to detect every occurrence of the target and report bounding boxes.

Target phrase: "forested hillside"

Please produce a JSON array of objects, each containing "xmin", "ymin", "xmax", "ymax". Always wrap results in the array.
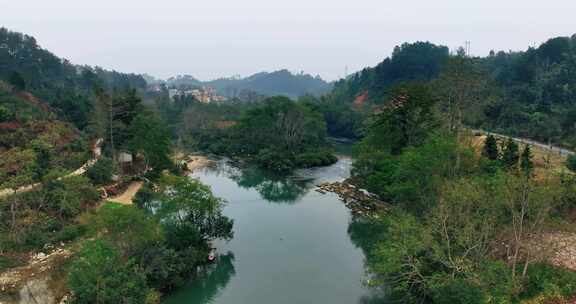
[
  {"xmin": 320, "ymin": 35, "xmax": 576, "ymax": 148},
  {"xmin": 0, "ymin": 81, "xmax": 89, "ymax": 190},
  {"xmin": 479, "ymin": 35, "xmax": 576, "ymax": 146},
  {"xmin": 0, "ymin": 27, "xmax": 147, "ymax": 129},
  {"xmin": 164, "ymin": 69, "xmax": 332, "ymax": 99}
]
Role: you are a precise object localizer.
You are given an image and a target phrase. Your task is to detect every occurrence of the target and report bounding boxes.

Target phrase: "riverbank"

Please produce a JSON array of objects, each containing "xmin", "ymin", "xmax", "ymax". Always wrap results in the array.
[
  {"xmin": 0, "ymin": 154, "xmax": 215, "ymax": 303},
  {"xmin": 0, "ymin": 247, "xmax": 71, "ymax": 303},
  {"xmin": 185, "ymin": 155, "xmax": 214, "ymax": 172},
  {"xmin": 165, "ymin": 156, "xmax": 375, "ymax": 304},
  {"xmin": 316, "ymin": 180, "xmax": 388, "ymax": 217}
]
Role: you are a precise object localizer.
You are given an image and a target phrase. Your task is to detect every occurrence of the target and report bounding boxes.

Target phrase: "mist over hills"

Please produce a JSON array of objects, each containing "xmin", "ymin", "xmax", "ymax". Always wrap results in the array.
[{"xmin": 162, "ymin": 69, "xmax": 332, "ymax": 99}]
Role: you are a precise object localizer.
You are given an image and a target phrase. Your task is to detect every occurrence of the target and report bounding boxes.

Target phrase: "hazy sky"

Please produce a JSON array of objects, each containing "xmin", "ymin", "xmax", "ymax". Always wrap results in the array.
[{"xmin": 2, "ymin": 0, "xmax": 575, "ymax": 81}]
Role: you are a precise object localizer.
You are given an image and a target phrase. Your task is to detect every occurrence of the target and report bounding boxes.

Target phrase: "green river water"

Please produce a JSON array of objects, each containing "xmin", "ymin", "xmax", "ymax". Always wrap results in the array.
[{"xmin": 165, "ymin": 157, "xmax": 385, "ymax": 304}]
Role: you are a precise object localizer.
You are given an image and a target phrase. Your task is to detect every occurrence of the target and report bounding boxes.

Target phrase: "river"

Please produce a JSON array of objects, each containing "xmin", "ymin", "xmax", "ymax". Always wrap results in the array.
[{"xmin": 165, "ymin": 156, "xmax": 385, "ymax": 304}]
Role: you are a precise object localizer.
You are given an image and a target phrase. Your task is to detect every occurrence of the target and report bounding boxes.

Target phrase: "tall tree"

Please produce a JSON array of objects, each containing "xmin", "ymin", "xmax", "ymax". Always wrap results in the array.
[
  {"xmin": 436, "ymin": 48, "xmax": 488, "ymax": 134},
  {"xmin": 501, "ymin": 138, "xmax": 519, "ymax": 169},
  {"xmin": 520, "ymin": 145, "xmax": 534, "ymax": 176},
  {"xmin": 363, "ymin": 83, "xmax": 439, "ymax": 155},
  {"xmin": 482, "ymin": 135, "xmax": 499, "ymax": 160},
  {"xmin": 8, "ymin": 71, "xmax": 25, "ymax": 91},
  {"xmin": 128, "ymin": 111, "xmax": 173, "ymax": 174}
]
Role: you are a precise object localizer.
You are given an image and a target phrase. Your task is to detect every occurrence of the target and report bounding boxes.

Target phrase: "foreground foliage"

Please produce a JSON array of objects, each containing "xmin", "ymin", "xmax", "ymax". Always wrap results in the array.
[
  {"xmin": 353, "ymin": 85, "xmax": 576, "ymax": 303},
  {"xmin": 67, "ymin": 175, "xmax": 233, "ymax": 302}
]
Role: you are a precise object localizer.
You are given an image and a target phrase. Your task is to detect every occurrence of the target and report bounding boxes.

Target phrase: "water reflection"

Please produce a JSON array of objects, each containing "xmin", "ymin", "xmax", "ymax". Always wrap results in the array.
[
  {"xmin": 165, "ymin": 252, "xmax": 236, "ymax": 304},
  {"xmin": 228, "ymin": 165, "xmax": 312, "ymax": 204},
  {"xmin": 171, "ymin": 155, "xmax": 387, "ymax": 304},
  {"xmin": 347, "ymin": 215, "xmax": 387, "ymax": 259},
  {"xmin": 347, "ymin": 216, "xmax": 390, "ymax": 303}
]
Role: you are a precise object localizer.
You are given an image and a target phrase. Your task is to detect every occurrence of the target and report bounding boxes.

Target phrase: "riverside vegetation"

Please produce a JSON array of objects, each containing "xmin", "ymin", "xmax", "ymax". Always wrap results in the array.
[
  {"xmin": 349, "ymin": 84, "xmax": 576, "ymax": 304},
  {"xmin": 2, "ymin": 25, "xmax": 576, "ymax": 304}
]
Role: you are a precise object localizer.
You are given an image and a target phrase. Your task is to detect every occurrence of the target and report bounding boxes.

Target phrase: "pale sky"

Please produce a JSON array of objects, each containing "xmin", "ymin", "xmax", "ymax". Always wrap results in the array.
[{"xmin": 1, "ymin": 0, "xmax": 575, "ymax": 81}]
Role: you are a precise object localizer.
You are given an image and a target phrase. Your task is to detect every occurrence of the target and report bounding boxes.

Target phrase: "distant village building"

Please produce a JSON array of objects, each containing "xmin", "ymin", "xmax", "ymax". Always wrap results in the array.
[
  {"xmin": 118, "ymin": 152, "xmax": 133, "ymax": 163},
  {"xmin": 168, "ymin": 86, "xmax": 227, "ymax": 103},
  {"xmin": 168, "ymin": 89, "xmax": 180, "ymax": 100}
]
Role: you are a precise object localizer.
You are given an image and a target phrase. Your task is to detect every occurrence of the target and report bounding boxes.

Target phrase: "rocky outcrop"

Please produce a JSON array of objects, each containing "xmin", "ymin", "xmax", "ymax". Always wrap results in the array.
[
  {"xmin": 0, "ymin": 248, "xmax": 71, "ymax": 304},
  {"xmin": 316, "ymin": 181, "xmax": 388, "ymax": 216}
]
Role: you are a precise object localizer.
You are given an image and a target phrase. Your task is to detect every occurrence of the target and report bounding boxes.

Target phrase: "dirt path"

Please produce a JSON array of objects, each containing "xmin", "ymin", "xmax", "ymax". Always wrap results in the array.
[
  {"xmin": 186, "ymin": 155, "xmax": 213, "ymax": 172},
  {"xmin": 540, "ymin": 232, "xmax": 576, "ymax": 271},
  {"xmin": 108, "ymin": 181, "xmax": 143, "ymax": 205},
  {"xmin": 0, "ymin": 138, "xmax": 103, "ymax": 199},
  {"xmin": 471, "ymin": 129, "xmax": 574, "ymax": 156}
]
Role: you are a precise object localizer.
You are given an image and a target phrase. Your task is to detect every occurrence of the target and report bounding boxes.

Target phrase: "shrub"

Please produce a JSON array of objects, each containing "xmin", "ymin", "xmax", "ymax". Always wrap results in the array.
[
  {"xmin": 566, "ymin": 155, "xmax": 576, "ymax": 172},
  {"xmin": 256, "ymin": 149, "xmax": 294, "ymax": 173},
  {"xmin": 0, "ymin": 105, "xmax": 13, "ymax": 122},
  {"xmin": 0, "ymin": 255, "xmax": 24, "ymax": 272},
  {"xmin": 55, "ymin": 224, "xmax": 88, "ymax": 243},
  {"xmin": 520, "ymin": 263, "xmax": 576, "ymax": 301},
  {"xmin": 86, "ymin": 157, "xmax": 114, "ymax": 185},
  {"xmin": 45, "ymin": 176, "xmax": 100, "ymax": 219},
  {"xmin": 133, "ymin": 183, "xmax": 155, "ymax": 209},
  {"xmin": 68, "ymin": 239, "xmax": 150, "ymax": 304},
  {"xmin": 431, "ymin": 278, "xmax": 486, "ymax": 304}
]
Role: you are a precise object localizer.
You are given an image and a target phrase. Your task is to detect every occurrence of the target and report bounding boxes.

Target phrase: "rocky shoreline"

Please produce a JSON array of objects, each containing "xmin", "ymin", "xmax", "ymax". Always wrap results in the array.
[
  {"xmin": 0, "ymin": 247, "xmax": 71, "ymax": 303},
  {"xmin": 315, "ymin": 180, "xmax": 388, "ymax": 216}
]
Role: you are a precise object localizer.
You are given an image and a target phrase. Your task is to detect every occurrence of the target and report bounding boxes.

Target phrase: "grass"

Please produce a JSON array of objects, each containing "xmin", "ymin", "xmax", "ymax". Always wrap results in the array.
[
  {"xmin": 469, "ymin": 134, "xmax": 571, "ymax": 180},
  {"xmin": 0, "ymin": 255, "xmax": 25, "ymax": 272}
]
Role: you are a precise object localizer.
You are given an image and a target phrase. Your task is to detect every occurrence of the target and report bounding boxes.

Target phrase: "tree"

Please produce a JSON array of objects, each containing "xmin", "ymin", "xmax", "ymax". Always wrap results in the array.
[
  {"xmin": 45, "ymin": 176, "xmax": 100, "ymax": 219},
  {"xmin": 0, "ymin": 105, "xmax": 13, "ymax": 122},
  {"xmin": 368, "ymin": 209, "xmax": 432, "ymax": 302},
  {"xmin": 31, "ymin": 139, "xmax": 53, "ymax": 180},
  {"xmin": 430, "ymin": 177, "xmax": 504, "ymax": 278},
  {"xmin": 502, "ymin": 176, "xmax": 561, "ymax": 280},
  {"xmin": 68, "ymin": 239, "xmax": 150, "ymax": 304},
  {"xmin": 520, "ymin": 145, "xmax": 534, "ymax": 176},
  {"xmin": 501, "ymin": 138, "xmax": 519, "ymax": 169},
  {"xmin": 481, "ymin": 135, "xmax": 499, "ymax": 160},
  {"xmin": 128, "ymin": 111, "xmax": 173, "ymax": 174},
  {"xmin": 566, "ymin": 155, "xmax": 576, "ymax": 172},
  {"xmin": 86, "ymin": 157, "xmax": 114, "ymax": 185},
  {"xmin": 154, "ymin": 175, "xmax": 233, "ymax": 245},
  {"xmin": 363, "ymin": 83, "xmax": 439, "ymax": 155},
  {"xmin": 91, "ymin": 203, "xmax": 163, "ymax": 256},
  {"xmin": 9, "ymin": 71, "xmax": 25, "ymax": 91},
  {"xmin": 436, "ymin": 49, "xmax": 488, "ymax": 134}
]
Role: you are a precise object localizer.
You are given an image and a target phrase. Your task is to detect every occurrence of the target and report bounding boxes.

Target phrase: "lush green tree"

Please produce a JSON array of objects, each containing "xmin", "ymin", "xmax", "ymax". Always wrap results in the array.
[
  {"xmin": 481, "ymin": 135, "xmax": 499, "ymax": 160},
  {"xmin": 368, "ymin": 209, "xmax": 432, "ymax": 302},
  {"xmin": 45, "ymin": 176, "xmax": 100, "ymax": 219},
  {"xmin": 153, "ymin": 175, "xmax": 233, "ymax": 246},
  {"xmin": 566, "ymin": 154, "xmax": 576, "ymax": 172},
  {"xmin": 0, "ymin": 105, "xmax": 13, "ymax": 122},
  {"xmin": 30, "ymin": 139, "xmax": 53, "ymax": 180},
  {"xmin": 520, "ymin": 145, "xmax": 534, "ymax": 176},
  {"xmin": 68, "ymin": 239, "xmax": 150, "ymax": 304},
  {"xmin": 91, "ymin": 203, "xmax": 163, "ymax": 256},
  {"xmin": 86, "ymin": 157, "xmax": 114, "ymax": 185},
  {"xmin": 235, "ymin": 96, "xmax": 327, "ymax": 153},
  {"xmin": 128, "ymin": 111, "xmax": 173, "ymax": 174},
  {"xmin": 8, "ymin": 71, "xmax": 25, "ymax": 91},
  {"xmin": 430, "ymin": 279, "xmax": 486, "ymax": 304},
  {"xmin": 435, "ymin": 48, "xmax": 490, "ymax": 132},
  {"xmin": 362, "ymin": 83, "xmax": 439, "ymax": 155},
  {"xmin": 501, "ymin": 138, "xmax": 519, "ymax": 169}
]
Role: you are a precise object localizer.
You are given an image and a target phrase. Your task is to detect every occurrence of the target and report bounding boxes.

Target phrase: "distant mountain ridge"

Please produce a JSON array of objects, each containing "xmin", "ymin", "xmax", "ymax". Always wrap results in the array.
[{"xmin": 163, "ymin": 69, "xmax": 332, "ymax": 99}]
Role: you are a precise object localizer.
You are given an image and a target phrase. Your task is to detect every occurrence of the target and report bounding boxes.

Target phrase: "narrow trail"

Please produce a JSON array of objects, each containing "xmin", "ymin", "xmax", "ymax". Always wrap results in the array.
[
  {"xmin": 471, "ymin": 129, "xmax": 574, "ymax": 156},
  {"xmin": 109, "ymin": 181, "xmax": 143, "ymax": 205},
  {"xmin": 0, "ymin": 138, "xmax": 103, "ymax": 199}
]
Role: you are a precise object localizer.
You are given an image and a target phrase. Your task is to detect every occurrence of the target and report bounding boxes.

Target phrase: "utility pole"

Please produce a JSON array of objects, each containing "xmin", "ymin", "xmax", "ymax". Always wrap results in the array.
[
  {"xmin": 108, "ymin": 94, "xmax": 115, "ymax": 163},
  {"xmin": 464, "ymin": 41, "xmax": 471, "ymax": 57}
]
